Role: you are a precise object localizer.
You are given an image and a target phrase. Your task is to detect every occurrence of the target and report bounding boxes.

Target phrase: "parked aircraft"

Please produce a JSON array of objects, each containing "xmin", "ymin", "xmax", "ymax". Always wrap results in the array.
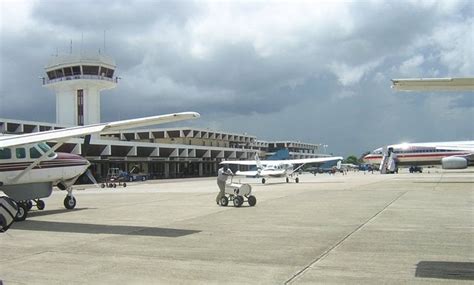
[
  {"xmin": 363, "ymin": 141, "xmax": 474, "ymax": 173},
  {"xmin": 221, "ymin": 154, "xmax": 343, "ymax": 184},
  {"xmin": 0, "ymin": 112, "xmax": 200, "ymax": 221}
]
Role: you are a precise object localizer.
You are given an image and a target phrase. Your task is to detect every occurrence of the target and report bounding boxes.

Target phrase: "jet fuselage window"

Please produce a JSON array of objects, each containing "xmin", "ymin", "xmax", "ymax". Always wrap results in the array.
[
  {"xmin": 16, "ymin": 148, "xmax": 26, "ymax": 159},
  {"xmin": 0, "ymin": 148, "xmax": 12, "ymax": 159}
]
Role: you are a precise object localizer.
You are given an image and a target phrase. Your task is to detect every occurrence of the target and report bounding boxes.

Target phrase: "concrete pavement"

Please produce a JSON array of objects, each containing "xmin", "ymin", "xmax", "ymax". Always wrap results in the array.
[{"xmin": 1, "ymin": 170, "xmax": 473, "ymax": 284}]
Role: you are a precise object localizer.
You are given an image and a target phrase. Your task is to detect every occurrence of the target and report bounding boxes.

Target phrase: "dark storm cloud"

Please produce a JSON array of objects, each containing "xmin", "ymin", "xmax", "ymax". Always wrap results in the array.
[{"xmin": 32, "ymin": 0, "xmax": 200, "ymax": 31}]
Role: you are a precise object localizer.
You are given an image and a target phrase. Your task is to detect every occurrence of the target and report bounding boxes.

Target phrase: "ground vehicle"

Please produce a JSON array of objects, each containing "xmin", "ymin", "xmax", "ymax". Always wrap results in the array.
[
  {"xmin": 101, "ymin": 168, "xmax": 127, "ymax": 188},
  {"xmin": 219, "ymin": 178, "xmax": 257, "ymax": 207},
  {"xmin": 409, "ymin": 166, "xmax": 423, "ymax": 173}
]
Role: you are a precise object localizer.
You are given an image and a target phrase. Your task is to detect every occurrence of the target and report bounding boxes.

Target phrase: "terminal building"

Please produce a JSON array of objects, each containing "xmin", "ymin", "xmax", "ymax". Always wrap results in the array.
[{"xmin": 0, "ymin": 52, "xmax": 329, "ymax": 181}]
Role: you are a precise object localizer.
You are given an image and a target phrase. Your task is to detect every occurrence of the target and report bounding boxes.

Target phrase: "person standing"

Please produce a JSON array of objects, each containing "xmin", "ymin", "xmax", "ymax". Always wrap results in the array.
[{"xmin": 216, "ymin": 165, "xmax": 233, "ymax": 205}]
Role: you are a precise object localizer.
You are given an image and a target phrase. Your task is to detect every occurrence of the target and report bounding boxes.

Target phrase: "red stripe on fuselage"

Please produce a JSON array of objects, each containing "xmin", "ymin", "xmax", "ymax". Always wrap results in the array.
[{"xmin": 0, "ymin": 152, "xmax": 89, "ymax": 172}]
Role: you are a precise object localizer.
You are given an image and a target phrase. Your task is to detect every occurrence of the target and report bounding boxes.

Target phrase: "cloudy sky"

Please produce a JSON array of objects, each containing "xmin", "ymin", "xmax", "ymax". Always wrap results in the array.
[{"xmin": 0, "ymin": 0, "xmax": 472, "ymax": 157}]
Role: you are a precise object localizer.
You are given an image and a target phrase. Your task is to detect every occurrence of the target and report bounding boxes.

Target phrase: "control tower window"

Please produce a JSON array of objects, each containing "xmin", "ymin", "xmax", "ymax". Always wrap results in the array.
[
  {"xmin": 54, "ymin": 69, "xmax": 64, "ymax": 78},
  {"xmin": 72, "ymin": 66, "xmax": 81, "ymax": 75},
  {"xmin": 63, "ymin": 67, "xmax": 73, "ymax": 76},
  {"xmin": 100, "ymin": 67, "xmax": 114, "ymax": 78},
  {"xmin": 82, "ymin": 65, "xmax": 99, "ymax": 75},
  {"xmin": 47, "ymin": 71, "xmax": 57, "ymax": 80}
]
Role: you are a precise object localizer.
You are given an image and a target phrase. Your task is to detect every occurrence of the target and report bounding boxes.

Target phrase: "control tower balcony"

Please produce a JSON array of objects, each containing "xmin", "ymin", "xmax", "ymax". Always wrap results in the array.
[{"xmin": 43, "ymin": 53, "xmax": 118, "ymax": 90}]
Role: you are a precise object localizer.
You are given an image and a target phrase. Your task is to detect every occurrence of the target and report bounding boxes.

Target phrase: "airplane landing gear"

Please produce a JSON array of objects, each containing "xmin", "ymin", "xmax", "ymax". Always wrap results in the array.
[
  {"xmin": 14, "ymin": 202, "xmax": 28, "ymax": 221},
  {"xmin": 295, "ymin": 177, "xmax": 300, "ymax": 183},
  {"xmin": 261, "ymin": 178, "xmax": 266, "ymax": 184},
  {"xmin": 64, "ymin": 188, "xmax": 76, "ymax": 209},
  {"xmin": 64, "ymin": 196, "xmax": 76, "ymax": 209},
  {"xmin": 36, "ymin": 199, "xmax": 45, "ymax": 210}
]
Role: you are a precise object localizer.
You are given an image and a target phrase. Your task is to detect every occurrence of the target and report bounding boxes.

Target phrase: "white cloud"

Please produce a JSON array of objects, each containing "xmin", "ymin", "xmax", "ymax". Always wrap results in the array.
[
  {"xmin": 329, "ymin": 59, "xmax": 383, "ymax": 86},
  {"xmin": 398, "ymin": 54, "xmax": 425, "ymax": 76},
  {"xmin": 0, "ymin": 0, "xmax": 36, "ymax": 33}
]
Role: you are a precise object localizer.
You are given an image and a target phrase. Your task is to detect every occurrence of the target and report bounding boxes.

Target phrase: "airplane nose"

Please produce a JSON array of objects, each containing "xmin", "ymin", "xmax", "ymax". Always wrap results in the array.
[{"xmin": 55, "ymin": 152, "xmax": 91, "ymax": 166}]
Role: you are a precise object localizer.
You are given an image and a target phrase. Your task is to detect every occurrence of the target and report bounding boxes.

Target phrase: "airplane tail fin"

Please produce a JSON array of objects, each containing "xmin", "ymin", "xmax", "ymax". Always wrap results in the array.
[
  {"xmin": 255, "ymin": 153, "xmax": 263, "ymax": 173},
  {"xmin": 336, "ymin": 160, "xmax": 342, "ymax": 170}
]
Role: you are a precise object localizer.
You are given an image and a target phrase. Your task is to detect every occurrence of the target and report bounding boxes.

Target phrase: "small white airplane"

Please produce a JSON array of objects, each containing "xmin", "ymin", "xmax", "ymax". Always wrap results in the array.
[
  {"xmin": 0, "ymin": 112, "xmax": 200, "ymax": 221},
  {"xmin": 221, "ymin": 154, "xmax": 343, "ymax": 184},
  {"xmin": 363, "ymin": 141, "xmax": 474, "ymax": 171}
]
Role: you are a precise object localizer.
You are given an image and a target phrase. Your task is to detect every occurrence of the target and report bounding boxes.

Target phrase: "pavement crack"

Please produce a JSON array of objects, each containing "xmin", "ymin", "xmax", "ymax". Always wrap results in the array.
[{"xmin": 284, "ymin": 190, "xmax": 408, "ymax": 284}]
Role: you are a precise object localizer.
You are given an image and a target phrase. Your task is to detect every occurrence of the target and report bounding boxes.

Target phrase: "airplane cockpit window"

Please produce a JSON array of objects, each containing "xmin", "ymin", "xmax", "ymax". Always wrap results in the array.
[
  {"xmin": 16, "ymin": 148, "xmax": 26, "ymax": 159},
  {"xmin": 0, "ymin": 147, "xmax": 12, "ymax": 159},
  {"xmin": 373, "ymin": 148, "xmax": 383, "ymax": 154},
  {"xmin": 37, "ymin": 143, "xmax": 55, "ymax": 158}
]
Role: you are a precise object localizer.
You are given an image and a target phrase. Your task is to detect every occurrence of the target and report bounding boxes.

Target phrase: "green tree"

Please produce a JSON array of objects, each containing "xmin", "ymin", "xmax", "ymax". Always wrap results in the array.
[{"xmin": 345, "ymin": 155, "xmax": 359, "ymax": 165}]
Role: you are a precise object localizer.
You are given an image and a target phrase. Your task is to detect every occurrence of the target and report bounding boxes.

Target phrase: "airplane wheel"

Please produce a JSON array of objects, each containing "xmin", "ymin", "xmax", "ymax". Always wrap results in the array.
[
  {"xmin": 64, "ymin": 196, "xmax": 76, "ymax": 210},
  {"xmin": 295, "ymin": 177, "xmax": 299, "ymax": 183},
  {"xmin": 123, "ymin": 182, "xmax": 127, "ymax": 187},
  {"xmin": 15, "ymin": 203, "xmax": 28, "ymax": 221},
  {"xmin": 220, "ymin": 196, "xmax": 229, "ymax": 206},
  {"xmin": 262, "ymin": 178, "xmax": 266, "ymax": 184},
  {"xmin": 26, "ymin": 200, "xmax": 33, "ymax": 211},
  {"xmin": 233, "ymin": 196, "xmax": 243, "ymax": 207},
  {"xmin": 286, "ymin": 177, "xmax": 289, "ymax": 183},
  {"xmin": 36, "ymin": 200, "xmax": 45, "ymax": 210},
  {"xmin": 248, "ymin": 195, "xmax": 257, "ymax": 206},
  {"xmin": 113, "ymin": 183, "xmax": 117, "ymax": 188},
  {"xmin": 101, "ymin": 183, "xmax": 105, "ymax": 188}
]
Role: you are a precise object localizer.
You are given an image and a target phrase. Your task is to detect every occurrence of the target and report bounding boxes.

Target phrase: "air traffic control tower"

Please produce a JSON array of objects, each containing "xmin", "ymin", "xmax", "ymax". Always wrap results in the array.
[{"xmin": 42, "ymin": 53, "xmax": 117, "ymax": 126}]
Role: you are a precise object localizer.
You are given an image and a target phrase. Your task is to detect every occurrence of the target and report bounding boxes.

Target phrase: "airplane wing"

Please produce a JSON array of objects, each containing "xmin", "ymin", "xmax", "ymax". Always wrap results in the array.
[
  {"xmin": 222, "ymin": 156, "xmax": 343, "ymax": 166},
  {"xmin": 235, "ymin": 170, "xmax": 260, "ymax": 176},
  {"xmin": 0, "ymin": 112, "xmax": 200, "ymax": 149},
  {"xmin": 391, "ymin": 77, "xmax": 474, "ymax": 92},
  {"xmin": 220, "ymin": 160, "xmax": 258, "ymax": 166},
  {"xmin": 271, "ymin": 156, "xmax": 344, "ymax": 165}
]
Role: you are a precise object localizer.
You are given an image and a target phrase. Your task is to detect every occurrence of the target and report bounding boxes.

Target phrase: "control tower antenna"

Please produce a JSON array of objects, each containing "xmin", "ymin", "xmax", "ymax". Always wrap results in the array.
[
  {"xmin": 103, "ymin": 30, "xmax": 106, "ymax": 54},
  {"xmin": 70, "ymin": 39, "xmax": 73, "ymax": 54}
]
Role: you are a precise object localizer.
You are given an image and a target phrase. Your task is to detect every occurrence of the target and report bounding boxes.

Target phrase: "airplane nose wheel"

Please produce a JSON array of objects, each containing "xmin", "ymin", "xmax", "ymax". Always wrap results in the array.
[
  {"xmin": 64, "ymin": 196, "xmax": 76, "ymax": 209},
  {"xmin": 36, "ymin": 199, "xmax": 45, "ymax": 210}
]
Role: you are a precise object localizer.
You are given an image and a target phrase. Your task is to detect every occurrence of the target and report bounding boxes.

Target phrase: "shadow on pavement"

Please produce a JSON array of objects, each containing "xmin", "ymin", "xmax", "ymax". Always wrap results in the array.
[
  {"xmin": 12, "ymin": 220, "xmax": 201, "ymax": 237},
  {"xmin": 416, "ymin": 261, "xmax": 474, "ymax": 280}
]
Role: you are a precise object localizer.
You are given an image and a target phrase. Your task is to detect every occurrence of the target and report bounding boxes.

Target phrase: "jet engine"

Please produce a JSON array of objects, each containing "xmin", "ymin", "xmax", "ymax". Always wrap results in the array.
[{"xmin": 441, "ymin": 156, "xmax": 468, "ymax": 169}]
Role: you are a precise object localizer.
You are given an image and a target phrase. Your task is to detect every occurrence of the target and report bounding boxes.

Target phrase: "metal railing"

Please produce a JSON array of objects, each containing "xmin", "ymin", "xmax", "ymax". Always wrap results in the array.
[{"xmin": 43, "ymin": 74, "xmax": 118, "ymax": 85}]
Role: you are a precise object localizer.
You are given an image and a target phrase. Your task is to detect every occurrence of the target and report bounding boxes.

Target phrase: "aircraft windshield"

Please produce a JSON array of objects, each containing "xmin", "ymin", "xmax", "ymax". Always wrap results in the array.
[{"xmin": 37, "ymin": 142, "xmax": 56, "ymax": 158}]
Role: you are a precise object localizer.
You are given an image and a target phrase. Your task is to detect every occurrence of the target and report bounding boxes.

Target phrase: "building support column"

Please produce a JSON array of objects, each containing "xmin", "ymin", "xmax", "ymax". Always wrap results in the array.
[
  {"xmin": 164, "ymin": 163, "xmax": 169, "ymax": 179},
  {"xmin": 199, "ymin": 162, "xmax": 203, "ymax": 177}
]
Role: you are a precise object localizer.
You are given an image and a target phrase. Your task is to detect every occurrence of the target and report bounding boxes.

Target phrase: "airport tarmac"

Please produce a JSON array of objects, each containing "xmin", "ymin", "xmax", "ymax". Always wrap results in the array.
[{"xmin": 1, "ymin": 170, "xmax": 473, "ymax": 284}]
